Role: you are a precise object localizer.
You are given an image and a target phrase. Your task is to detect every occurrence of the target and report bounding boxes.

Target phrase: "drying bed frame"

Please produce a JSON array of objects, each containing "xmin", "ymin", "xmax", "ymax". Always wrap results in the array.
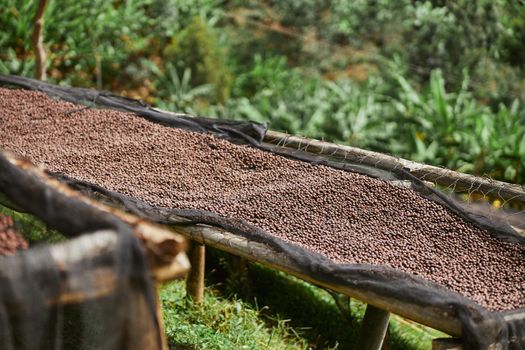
[
  {"xmin": 0, "ymin": 151, "xmax": 190, "ymax": 350},
  {"xmin": 1, "ymin": 75, "xmax": 524, "ymax": 350}
]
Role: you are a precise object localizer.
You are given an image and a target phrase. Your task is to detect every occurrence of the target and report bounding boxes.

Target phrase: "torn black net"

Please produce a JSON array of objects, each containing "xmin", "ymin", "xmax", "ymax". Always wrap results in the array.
[{"xmin": 0, "ymin": 74, "xmax": 524, "ymax": 350}]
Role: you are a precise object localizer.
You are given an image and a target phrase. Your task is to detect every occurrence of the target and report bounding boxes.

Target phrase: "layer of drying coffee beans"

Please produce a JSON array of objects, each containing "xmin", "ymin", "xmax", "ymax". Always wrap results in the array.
[
  {"xmin": 0, "ymin": 87, "xmax": 523, "ymax": 310},
  {"xmin": 0, "ymin": 214, "xmax": 28, "ymax": 256}
]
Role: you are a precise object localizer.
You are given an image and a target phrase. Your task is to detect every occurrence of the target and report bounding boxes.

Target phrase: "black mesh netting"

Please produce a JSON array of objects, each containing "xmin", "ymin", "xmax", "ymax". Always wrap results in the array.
[
  {"xmin": 0, "ymin": 74, "xmax": 524, "ymax": 349},
  {"xmin": 0, "ymin": 151, "xmax": 162, "ymax": 350}
]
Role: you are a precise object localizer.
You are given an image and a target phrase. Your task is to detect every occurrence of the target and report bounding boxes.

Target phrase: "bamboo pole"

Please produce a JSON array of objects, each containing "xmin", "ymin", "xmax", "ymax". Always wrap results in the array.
[
  {"xmin": 264, "ymin": 130, "xmax": 525, "ymax": 205},
  {"xmin": 141, "ymin": 106, "xmax": 525, "ymax": 205},
  {"xmin": 186, "ymin": 241, "xmax": 205, "ymax": 303},
  {"xmin": 355, "ymin": 305, "xmax": 390, "ymax": 350}
]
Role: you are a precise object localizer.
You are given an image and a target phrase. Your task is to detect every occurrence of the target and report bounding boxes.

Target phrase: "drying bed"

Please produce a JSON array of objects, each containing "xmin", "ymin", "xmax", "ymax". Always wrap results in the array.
[{"xmin": 0, "ymin": 87, "xmax": 523, "ymax": 312}]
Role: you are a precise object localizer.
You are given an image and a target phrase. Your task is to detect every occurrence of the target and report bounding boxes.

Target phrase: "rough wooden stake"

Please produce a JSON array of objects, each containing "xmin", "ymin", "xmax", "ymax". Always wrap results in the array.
[
  {"xmin": 230, "ymin": 255, "xmax": 248, "ymax": 276},
  {"xmin": 186, "ymin": 240, "xmax": 205, "ymax": 303},
  {"xmin": 230, "ymin": 255, "xmax": 250, "ymax": 296},
  {"xmin": 432, "ymin": 338, "xmax": 462, "ymax": 350},
  {"xmin": 381, "ymin": 327, "xmax": 391, "ymax": 350},
  {"xmin": 155, "ymin": 286, "xmax": 170, "ymax": 350},
  {"xmin": 32, "ymin": 0, "xmax": 49, "ymax": 81},
  {"xmin": 355, "ymin": 304, "xmax": 391, "ymax": 350}
]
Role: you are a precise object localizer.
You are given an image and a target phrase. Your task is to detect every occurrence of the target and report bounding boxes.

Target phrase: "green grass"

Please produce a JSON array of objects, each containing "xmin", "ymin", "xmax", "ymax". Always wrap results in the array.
[
  {"xmin": 205, "ymin": 249, "xmax": 444, "ymax": 350},
  {"xmin": 159, "ymin": 251, "xmax": 445, "ymax": 350},
  {"xmin": 160, "ymin": 281, "xmax": 312, "ymax": 350}
]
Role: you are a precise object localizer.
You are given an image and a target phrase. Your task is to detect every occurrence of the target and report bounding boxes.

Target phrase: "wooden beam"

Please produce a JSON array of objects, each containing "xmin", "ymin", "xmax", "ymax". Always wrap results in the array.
[
  {"xmin": 24, "ymin": 229, "xmax": 189, "ymax": 305},
  {"xmin": 0, "ymin": 152, "xmax": 189, "ymax": 283},
  {"xmin": 186, "ymin": 241, "xmax": 205, "ymax": 303},
  {"xmin": 264, "ymin": 130, "xmax": 525, "ymax": 205},
  {"xmin": 355, "ymin": 305, "xmax": 390, "ymax": 350},
  {"xmin": 171, "ymin": 223, "xmax": 463, "ymax": 337}
]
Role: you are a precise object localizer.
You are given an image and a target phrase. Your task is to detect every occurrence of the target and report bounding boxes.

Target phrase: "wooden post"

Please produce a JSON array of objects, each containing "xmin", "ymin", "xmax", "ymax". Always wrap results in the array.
[
  {"xmin": 154, "ymin": 286, "xmax": 170, "ymax": 350},
  {"xmin": 230, "ymin": 255, "xmax": 250, "ymax": 296},
  {"xmin": 32, "ymin": 0, "xmax": 49, "ymax": 80},
  {"xmin": 381, "ymin": 327, "xmax": 391, "ymax": 350},
  {"xmin": 186, "ymin": 240, "xmax": 205, "ymax": 303},
  {"xmin": 230, "ymin": 255, "xmax": 248, "ymax": 276},
  {"xmin": 432, "ymin": 338, "xmax": 462, "ymax": 350},
  {"xmin": 355, "ymin": 304, "xmax": 391, "ymax": 350}
]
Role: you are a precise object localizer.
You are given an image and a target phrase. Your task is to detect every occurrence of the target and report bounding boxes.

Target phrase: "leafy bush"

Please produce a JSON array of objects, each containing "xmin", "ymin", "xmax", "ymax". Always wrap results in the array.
[
  {"xmin": 0, "ymin": 0, "xmax": 225, "ymax": 88},
  {"xmin": 164, "ymin": 16, "xmax": 232, "ymax": 103},
  {"xmin": 0, "ymin": 0, "xmax": 155, "ymax": 85},
  {"xmin": 146, "ymin": 60, "xmax": 214, "ymax": 114},
  {"xmin": 391, "ymin": 70, "xmax": 525, "ymax": 183}
]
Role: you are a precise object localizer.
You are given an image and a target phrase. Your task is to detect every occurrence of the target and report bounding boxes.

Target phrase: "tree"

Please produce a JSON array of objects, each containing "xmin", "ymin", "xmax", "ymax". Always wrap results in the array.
[{"xmin": 33, "ymin": 0, "xmax": 49, "ymax": 80}]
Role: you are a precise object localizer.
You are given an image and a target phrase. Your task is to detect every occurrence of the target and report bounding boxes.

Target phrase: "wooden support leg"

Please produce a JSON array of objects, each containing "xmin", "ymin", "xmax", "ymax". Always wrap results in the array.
[
  {"xmin": 230, "ymin": 255, "xmax": 248, "ymax": 277},
  {"xmin": 355, "ymin": 304, "xmax": 390, "ymax": 350},
  {"xmin": 229, "ymin": 255, "xmax": 250, "ymax": 296},
  {"xmin": 432, "ymin": 338, "xmax": 462, "ymax": 350},
  {"xmin": 154, "ymin": 286, "xmax": 169, "ymax": 350},
  {"xmin": 186, "ymin": 241, "xmax": 205, "ymax": 303},
  {"xmin": 381, "ymin": 326, "xmax": 391, "ymax": 350}
]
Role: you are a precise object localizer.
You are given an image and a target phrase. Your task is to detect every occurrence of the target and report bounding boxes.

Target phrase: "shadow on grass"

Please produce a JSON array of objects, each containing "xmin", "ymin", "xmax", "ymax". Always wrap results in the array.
[{"xmin": 205, "ymin": 248, "xmax": 433, "ymax": 350}]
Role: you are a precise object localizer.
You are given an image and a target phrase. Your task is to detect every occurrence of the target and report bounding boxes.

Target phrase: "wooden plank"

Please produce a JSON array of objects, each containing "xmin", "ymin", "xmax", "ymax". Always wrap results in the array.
[
  {"xmin": 171, "ymin": 223, "xmax": 463, "ymax": 337},
  {"xmin": 264, "ymin": 130, "xmax": 525, "ymax": 205},
  {"xmin": 186, "ymin": 241, "xmax": 205, "ymax": 303},
  {"xmin": 355, "ymin": 305, "xmax": 390, "ymax": 350}
]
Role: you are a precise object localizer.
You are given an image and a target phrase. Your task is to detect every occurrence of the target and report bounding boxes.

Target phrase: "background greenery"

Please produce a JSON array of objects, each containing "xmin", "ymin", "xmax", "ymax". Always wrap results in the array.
[{"xmin": 1, "ymin": 0, "xmax": 524, "ymax": 184}]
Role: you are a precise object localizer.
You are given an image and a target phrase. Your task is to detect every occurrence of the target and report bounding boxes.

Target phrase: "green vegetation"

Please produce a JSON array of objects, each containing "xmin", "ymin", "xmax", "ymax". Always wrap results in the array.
[
  {"xmin": 164, "ymin": 16, "xmax": 232, "ymax": 103},
  {"xmin": 160, "ymin": 261, "xmax": 442, "ymax": 350},
  {"xmin": 205, "ymin": 250, "xmax": 444, "ymax": 350},
  {"xmin": 161, "ymin": 281, "xmax": 310, "ymax": 350}
]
